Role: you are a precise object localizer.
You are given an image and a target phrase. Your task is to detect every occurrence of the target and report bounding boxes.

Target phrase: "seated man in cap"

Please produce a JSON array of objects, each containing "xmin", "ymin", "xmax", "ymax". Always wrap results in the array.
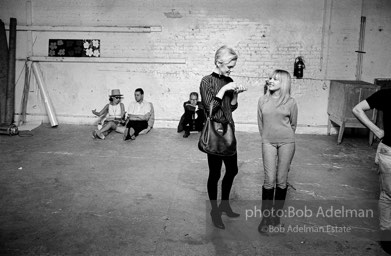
[
  {"xmin": 123, "ymin": 88, "xmax": 155, "ymax": 141},
  {"xmin": 92, "ymin": 89, "xmax": 126, "ymax": 140},
  {"xmin": 177, "ymin": 92, "xmax": 205, "ymax": 138}
]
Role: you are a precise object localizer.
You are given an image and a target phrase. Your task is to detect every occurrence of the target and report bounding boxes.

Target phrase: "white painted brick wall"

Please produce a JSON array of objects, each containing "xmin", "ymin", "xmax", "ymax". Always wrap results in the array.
[{"xmin": 0, "ymin": 0, "xmax": 390, "ymax": 134}]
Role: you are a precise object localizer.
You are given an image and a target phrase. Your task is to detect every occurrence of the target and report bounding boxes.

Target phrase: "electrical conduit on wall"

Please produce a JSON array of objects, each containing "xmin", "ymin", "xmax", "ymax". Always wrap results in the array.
[{"xmin": 31, "ymin": 62, "xmax": 58, "ymax": 127}]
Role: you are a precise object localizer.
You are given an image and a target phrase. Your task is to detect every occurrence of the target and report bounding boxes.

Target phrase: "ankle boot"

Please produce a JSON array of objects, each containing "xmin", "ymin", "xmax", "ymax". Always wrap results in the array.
[
  {"xmin": 258, "ymin": 187, "xmax": 275, "ymax": 233},
  {"xmin": 270, "ymin": 187, "xmax": 287, "ymax": 227},
  {"xmin": 219, "ymin": 200, "xmax": 240, "ymax": 218},
  {"xmin": 210, "ymin": 208, "xmax": 225, "ymax": 229},
  {"xmin": 380, "ymin": 230, "xmax": 391, "ymax": 254}
]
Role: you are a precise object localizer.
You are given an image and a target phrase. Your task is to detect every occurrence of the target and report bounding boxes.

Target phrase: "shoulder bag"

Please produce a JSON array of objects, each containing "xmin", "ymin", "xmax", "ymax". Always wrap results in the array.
[{"xmin": 198, "ymin": 102, "xmax": 237, "ymax": 156}]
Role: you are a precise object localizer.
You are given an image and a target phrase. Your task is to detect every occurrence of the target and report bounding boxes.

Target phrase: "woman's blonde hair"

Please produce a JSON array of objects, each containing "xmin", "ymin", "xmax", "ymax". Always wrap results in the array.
[
  {"xmin": 215, "ymin": 45, "xmax": 238, "ymax": 66},
  {"xmin": 265, "ymin": 69, "xmax": 292, "ymax": 107}
]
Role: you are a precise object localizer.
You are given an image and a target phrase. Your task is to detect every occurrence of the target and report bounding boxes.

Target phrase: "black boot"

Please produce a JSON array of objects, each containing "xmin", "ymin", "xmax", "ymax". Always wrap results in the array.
[
  {"xmin": 258, "ymin": 187, "xmax": 275, "ymax": 233},
  {"xmin": 379, "ymin": 230, "xmax": 391, "ymax": 254},
  {"xmin": 210, "ymin": 200, "xmax": 225, "ymax": 229},
  {"xmin": 219, "ymin": 200, "xmax": 240, "ymax": 218},
  {"xmin": 210, "ymin": 208, "xmax": 225, "ymax": 229},
  {"xmin": 271, "ymin": 187, "xmax": 287, "ymax": 227}
]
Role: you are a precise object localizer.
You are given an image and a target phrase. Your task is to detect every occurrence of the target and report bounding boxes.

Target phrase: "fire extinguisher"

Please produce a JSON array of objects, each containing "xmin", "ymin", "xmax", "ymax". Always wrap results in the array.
[{"xmin": 294, "ymin": 56, "xmax": 305, "ymax": 79}]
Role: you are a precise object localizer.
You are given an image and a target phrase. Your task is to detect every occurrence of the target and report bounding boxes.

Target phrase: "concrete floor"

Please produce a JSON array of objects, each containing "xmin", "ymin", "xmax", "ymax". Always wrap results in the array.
[{"xmin": 0, "ymin": 124, "xmax": 389, "ymax": 256}]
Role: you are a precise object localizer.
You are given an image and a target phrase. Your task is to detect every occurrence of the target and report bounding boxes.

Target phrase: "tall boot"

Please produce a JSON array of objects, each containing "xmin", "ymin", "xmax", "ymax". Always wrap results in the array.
[
  {"xmin": 258, "ymin": 186, "xmax": 275, "ymax": 233},
  {"xmin": 219, "ymin": 200, "xmax": 240, "ymax": 218},
  {"xmin": 380, "ymin": 230, "xmax": 391, "ymax": 254},
  {"xmin": 271, "ymin": 186, "xmax": 287, "ymax": 227},
  {"xmin": 210, "ymin": 200, "xmax": 225, "ymax": 229}
]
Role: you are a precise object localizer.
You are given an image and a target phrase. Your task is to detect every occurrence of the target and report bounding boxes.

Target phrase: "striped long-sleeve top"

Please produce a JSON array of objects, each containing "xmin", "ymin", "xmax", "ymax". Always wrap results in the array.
[{"xmin": 199, "ymin": 72, "xmax": 238, "ymax": 126}]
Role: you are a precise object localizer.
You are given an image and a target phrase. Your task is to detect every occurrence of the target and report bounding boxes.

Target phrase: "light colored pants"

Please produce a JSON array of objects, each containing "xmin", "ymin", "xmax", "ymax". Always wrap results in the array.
[
  {"xmin": 377, "ymin": 142, "xmax": 391, "ymax": 231},
  {"xmin": 262, "ymin": 142, "xmax": 295, "ymax": 189}
]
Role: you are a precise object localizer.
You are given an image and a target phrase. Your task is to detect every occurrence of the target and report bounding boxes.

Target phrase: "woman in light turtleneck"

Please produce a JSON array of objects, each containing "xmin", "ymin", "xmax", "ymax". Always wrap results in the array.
[{"xmin": 257, "ymin": 69, "xmax": 298, "ymax": 233}]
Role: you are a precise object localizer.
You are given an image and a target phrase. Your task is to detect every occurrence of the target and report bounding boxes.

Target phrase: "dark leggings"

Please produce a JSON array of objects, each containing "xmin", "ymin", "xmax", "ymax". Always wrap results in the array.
[{"xmin": 207, "ymin": 153, "xmax": 238, "ymax": 208}]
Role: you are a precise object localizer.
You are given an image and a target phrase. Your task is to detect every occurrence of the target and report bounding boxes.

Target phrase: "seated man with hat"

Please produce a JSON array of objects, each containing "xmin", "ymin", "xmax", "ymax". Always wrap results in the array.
[
  {"xmin": 92, "ymin": 89, "xmax": 125, "ymax": 140},
  {"xmin": 123, "ymin": 88, "xmax": 155, "ymax": 141}
]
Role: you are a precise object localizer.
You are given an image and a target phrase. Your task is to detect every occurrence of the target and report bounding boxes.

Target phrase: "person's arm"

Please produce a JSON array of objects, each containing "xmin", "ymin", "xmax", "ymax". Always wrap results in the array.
[
  {"xmin": 229, "ymin": 84, "xmax": 247, "ymax": 111},
  {"xmin": 200, "ymin": 78, "xmax": 246, "ymax": 115},
  {"xmin": 147, "ymin": 103, "xmax": 155, "ymax": 128},
  {"xmin": 353, "ymin": 100, "xmax": 384, "ymax": 139},
  {"xmin": 215, "ymin": 82, "xmax": 239, "ymax": 99},
  {"xmin": 139, "ymin": 103, "xmax": 154, "ymax": 135},
  {"xmin": 290, "ymin": 99, "xmax": 298, "ymax": 133},
  {"xmin": 120, "ymin": 103, "xmax": 125, "ymax": 118},
  {"xmin": 117, "ymin": 103, "xmax": 126, "ymax": 124},
  {"xmin": 257, "ymin": 98, "xmax": 263, "ymax": 136},
  {"xmin": 230, "ymin": 93, "xmax": 239, "ymax": 112},
  {"xmin": 128, "ymin": 114, "xmax": 144, "ymax": 120},
  {"xmin": 127, "ymin": 102, "xmax": 152, "ymax": 121},
  {"xmin": 139, "ymin": 103, "xmax": 155, "ymax": 134},
  {"xmin": 92, "ymin": 104, "xmax": 109, "ymax": 116},
  {"xmin": 200, "ymin": 81, "xmax": 220, "ymax": 116},
  {"xmin": 138, "ymin": 127, "xmax": 150, "ymax": 135},
  {"xmin": 200, "ymin": 80, "xmax": 234, "ymax": 116},
  {"xmin": 184, "ymin": 103, "xmax": 196, "ymax": 112},
  {"xmin": 231, "ymin": 93, "xmax": 238, "ymax": 105}
]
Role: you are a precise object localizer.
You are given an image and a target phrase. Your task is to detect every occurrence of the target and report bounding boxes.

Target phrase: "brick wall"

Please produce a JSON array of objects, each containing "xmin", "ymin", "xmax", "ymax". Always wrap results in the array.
[{"xmin": 0, "ymin": 0, "xmax": 390, "ymax": 133}]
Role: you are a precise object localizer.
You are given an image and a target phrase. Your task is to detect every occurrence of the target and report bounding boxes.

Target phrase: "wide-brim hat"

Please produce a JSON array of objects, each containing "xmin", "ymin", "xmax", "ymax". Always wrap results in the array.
[{"xmin": 109, "ymin": 89, "xmax": 123, "ymax": 97}]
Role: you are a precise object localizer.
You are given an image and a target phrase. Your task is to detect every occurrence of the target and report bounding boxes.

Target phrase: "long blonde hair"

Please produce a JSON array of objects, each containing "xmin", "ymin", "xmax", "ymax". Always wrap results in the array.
[{"xmin": 265, "ymin": 69, "xmax": 292, "ymax": 107}]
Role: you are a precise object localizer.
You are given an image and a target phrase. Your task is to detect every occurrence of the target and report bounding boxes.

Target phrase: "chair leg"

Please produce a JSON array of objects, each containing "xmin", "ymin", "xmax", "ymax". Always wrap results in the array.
[
  {"xmin": 337, "ymin": 122, "xmax": 345, "ymax": 144},
  {"xmin": 327, "ymin": 117, "xmax": 332, "ymax": 136}
]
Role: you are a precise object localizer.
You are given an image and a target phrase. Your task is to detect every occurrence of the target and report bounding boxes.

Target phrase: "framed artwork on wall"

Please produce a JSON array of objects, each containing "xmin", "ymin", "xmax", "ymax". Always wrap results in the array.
[{"xmin": 48, "ymin": 39, "xmax": 100, "ymax": 57}]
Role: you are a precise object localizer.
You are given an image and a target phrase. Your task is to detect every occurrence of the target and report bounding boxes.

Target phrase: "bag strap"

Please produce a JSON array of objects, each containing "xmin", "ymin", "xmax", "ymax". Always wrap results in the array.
[
  {"xmin": 208, "ymin": 99, "xmax": 232, "ymax": 125},
  {"xmin": 208, "ymin": 101, "xmax": 214, "ymax": 118}
]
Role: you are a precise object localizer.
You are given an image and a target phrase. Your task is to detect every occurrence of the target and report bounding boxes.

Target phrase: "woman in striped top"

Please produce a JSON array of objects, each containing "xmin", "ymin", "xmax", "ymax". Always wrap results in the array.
[{"xmin": 199, "ymin": 46, "xmax": 247, "ymax": 229}]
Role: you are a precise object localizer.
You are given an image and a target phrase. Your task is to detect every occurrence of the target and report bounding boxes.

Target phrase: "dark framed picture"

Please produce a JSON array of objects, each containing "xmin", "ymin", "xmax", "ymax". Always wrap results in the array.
[{"xmin": 48, "ymin": 39, "xmax": 100, "ymax": 57}]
